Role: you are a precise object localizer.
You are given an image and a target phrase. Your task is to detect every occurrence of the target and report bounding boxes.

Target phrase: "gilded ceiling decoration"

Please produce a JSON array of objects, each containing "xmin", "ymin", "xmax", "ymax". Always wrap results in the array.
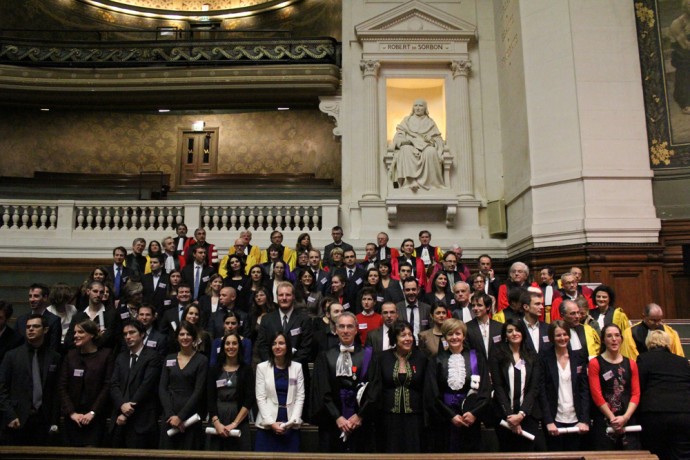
[{"xmin": 80, "ymin": 0, "xmax": 302, "ymax": 19}]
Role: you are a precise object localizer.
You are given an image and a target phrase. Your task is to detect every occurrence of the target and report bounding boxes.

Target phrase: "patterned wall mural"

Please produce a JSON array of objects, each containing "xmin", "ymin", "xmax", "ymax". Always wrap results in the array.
[{"xmin": 0, "ymin": 109, "xmax": 341, "ymax": 182}]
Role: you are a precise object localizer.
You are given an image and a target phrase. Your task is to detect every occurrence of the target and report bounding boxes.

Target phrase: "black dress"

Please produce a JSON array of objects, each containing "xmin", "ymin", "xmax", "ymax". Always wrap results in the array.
[
  {"xmin": 159, "ymin": 352, "xmax": 208, "ymax": 450},
  {"xmin": 368, "ymin": 348, "xmax": 428, "ymax": 453},
  {"xmin": 206, "ymin": 363, "xmax": 254, "ymax": 451}
]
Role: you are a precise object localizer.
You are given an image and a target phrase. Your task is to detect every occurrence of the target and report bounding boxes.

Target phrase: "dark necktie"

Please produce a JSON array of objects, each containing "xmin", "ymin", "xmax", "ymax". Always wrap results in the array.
[
  {"xmin": 194, "ymin": 265, "xmax": 201, "ymax": 300},
  {"xmin": 348, "ymin": 269, "xmax": 353, "ymax": 279},
  {"xmin": 408, "ymin": 305, "xmax": 416, "ymax": 329},
  {"xmin": 32, "ymin": 348, "xmax": 42, "ymax": 410},
  {"xmin": 512, "ymin": 364, "xmax": 522, "ymax": 414},
  {"xmin": 130, "ymin": 352, "xmax": 138, "ymax": 369},
  {"xmin": 115, "ymin": 267, "xmax": 121, "ymax": 298},
  {"xmin": 282, "ymin": 314, "xmax": 289, "ymax": 333}
]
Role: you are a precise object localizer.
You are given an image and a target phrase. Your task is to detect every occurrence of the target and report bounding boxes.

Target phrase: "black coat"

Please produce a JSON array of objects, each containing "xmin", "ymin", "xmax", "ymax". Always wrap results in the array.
[
  {"xmin": 490, "ymin": 345, "xmax": 542, "ymax": 420},
  {"xmin": 637, "ymin": 347, "xmax": 690, "ymax": 414},
  {"xmin": 538, "ymin": 348, "xmax": 590, "ymax": 425},
  {"xmin": 142, "ymin": 272, "xmax": 169, "ymax": 313},
  {"xmin": 465, "ymin": 318, "xmax": 503, "ymax": 363},
  {"xmin": 255, "ymin": 309, "xmax": 313, "ymax": 364}
]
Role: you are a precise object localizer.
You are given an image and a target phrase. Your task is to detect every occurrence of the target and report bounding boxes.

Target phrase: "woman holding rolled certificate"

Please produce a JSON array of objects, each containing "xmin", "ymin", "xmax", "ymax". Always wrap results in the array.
[
  {"xmin": 254, "ymin": 331, "xmax": 304, "ymax": 452},
  {"xmin": 539, "ymin": 320, "xmax": 590, "ymax": 451},
  {"xmin": 207, "ymin": 332, "xmax": 254, "ymax": 451},
  {"xmin": 588, "ymin": 323, "xmax": 640, "ymax": 450},
  {"xmin": 159, "ymin": 321, "xmax": 208, "ymax": 450},
  {"xmin": 489, "ymin": 318, "xmax": 543, "ymax": 452}
]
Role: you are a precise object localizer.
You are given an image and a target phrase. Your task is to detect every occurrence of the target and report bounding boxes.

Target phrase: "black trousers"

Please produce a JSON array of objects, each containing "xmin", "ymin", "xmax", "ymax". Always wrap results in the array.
[{"xmin": 640, "ymin": 412, "xmax": 690, "ymax": 460}]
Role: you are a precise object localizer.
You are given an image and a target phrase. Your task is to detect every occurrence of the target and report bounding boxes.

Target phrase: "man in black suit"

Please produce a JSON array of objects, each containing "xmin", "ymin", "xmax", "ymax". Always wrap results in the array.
[
  {"xmin": 335, "ymin": 249, "xmax": 366, "ymax": 306},
  {"xmin": 255, "ymin": 282, "xmax": 312, "ymax": 365},
  {"xmin": 384, "ymin": 262, "xmax": 412, "ymax": 304},
  {"xmin": 207, "ymin": 287, "xmax": 248, "ymax": 339},
  {"xmin": 181, "ymin": 245, "xmax": 215, "ymax": 301},
  {"xmin": 159, "ymin": 284, "xmax": 193, "ymax": 338},
  {"xmin": 16, "ymin": 283, "xmax": 61, "ymax": 352},
  {"xmin": 322, "ymin": 226, "xmax": 354, "ymax": 268},
  {"xmin": 415, "ymin": 229, "xmax": 442, "ymax": 269},
  {"xmin": 521, "ymin": 289, "xmax": 550, "ymax": 354},
  {"xmin": 0, "ymin": 314, "xmax": 61, "ymax": 445},
  {"xmin": 65, "ymin": 281, "xmax": 122, "ymax": 351},
  {"xmin": 450, "ymin": 281, "xmax": 473, "ymax": 322},
  {"xmin": 110, "ymin": 319, "xmax": 162, "ymax": 449},
  {"xmin": 465, "ymin": 292, "xmax": 502, "ymax": 362},
  {"xmin": 0, "ymin": 301, "xmax": 22, "ymax": 364},
  {"xmin": 396, "ymin": 278, "xmax": 431, "ymax": 338},
  {"xmin": 364, "ymin": 301, "xmax": 398, "ymax": 353},
  {"xmin": 142, "ymin": 254, "xmax": 169, "ymax": 313},
  {"xmin": 308, "ymin": 249, "xmax": 330, "ymax": 295},
  {"xmin": 478, "ymin": 254, "xmax": 501, "ymax": 297},
  {"xmin": 311, "ymin": 302, "xmax": 343, "ymax": 360},
  {"xmin": 136, "ymin": 304, "xmax": 167, "ymax": 357},
  {"xmin": 106, "ymin": 246, "xmax": 135, "ymax": 302}
]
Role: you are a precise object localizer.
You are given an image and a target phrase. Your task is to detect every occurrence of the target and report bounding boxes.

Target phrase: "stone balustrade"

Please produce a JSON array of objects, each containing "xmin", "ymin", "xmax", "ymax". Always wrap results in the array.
[{"xmin": 0, "ymin": 199, "xmax": 339, "ymax": 258}]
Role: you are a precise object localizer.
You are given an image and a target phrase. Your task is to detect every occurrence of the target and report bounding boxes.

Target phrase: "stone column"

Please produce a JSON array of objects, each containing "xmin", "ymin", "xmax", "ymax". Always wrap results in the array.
[
  {"xmin": 451, "ymin": 59, "xmax": 474, "ymax": 199},
  {"xmin": 360, "ymin": 59, "xmax": 381, "ymax": 199}
]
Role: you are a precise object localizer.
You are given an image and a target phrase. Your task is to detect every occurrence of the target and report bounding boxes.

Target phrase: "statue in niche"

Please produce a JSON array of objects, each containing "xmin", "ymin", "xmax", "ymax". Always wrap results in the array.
[{"xmin": 388, "ymin": 99, "xmax": 446, "ymax": 191}]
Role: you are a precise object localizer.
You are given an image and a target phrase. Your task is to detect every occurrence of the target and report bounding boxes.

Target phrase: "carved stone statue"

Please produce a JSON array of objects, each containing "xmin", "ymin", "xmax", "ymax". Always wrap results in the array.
[{"xmin": 388, "ymin": 99, "xmax": 446, "ymax": 191}]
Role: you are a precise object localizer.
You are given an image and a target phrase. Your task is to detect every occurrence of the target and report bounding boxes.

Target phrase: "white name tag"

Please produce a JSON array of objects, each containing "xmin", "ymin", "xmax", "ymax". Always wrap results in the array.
[
  {"xmin": 288, "ymin": 378, "xmax": 297, "ymax": 385},
  {"xmin": 202, "ymin": 276, "xmax": 210, "ymax": 282},
  {"xmin": 73, "ymin": 369, "xmax": 84, "ymax": 377},
  {"xmin": 542, "ymin": 336, "xmax": 550, "ymax": 343},
  {"xmin": 343, "ymin": 303, "xmax": 351, "ymax": 310},
  {"xmin": 450, "ymin": 299, "xmax": 456, "ymax": 305},
  {"xmin": 493, "ymin": 335, "xmax": 501, "ymax": 343},
  {"xmin": 355, "ymin": 278, "xmax": 362, "ymax": 285},
  {"xmin": 442, "ymin": 339, "xmax": 448, "ymax": 349},
  {"xmin": 217, "ymin": 347, "xmax": 221, "ymax": 354},
  {"xmin": 358, "ymin": 323, "xmax": 368, "ymax": 330},
  {"xmin": 377, "ymin": 296, "xmax": 384, "ymax": 302},
  {"xmin": 120, "ymin": 312, "xmax": 130, "ymax": 319},
  {"xmin": 237, "ymin": 285, "xmax": 243, "ymax": 291},
  {"xmin": 421, "ymin": 319, "xmax": 428, "ymax": 326},
  {"xmin": 514, "ymin": 359, "xmax": 525, "ymax": 371},
  {"xmin": 147, "ymin": 340, "xmax": 157, "ymax": 348},
  {"xmin": 321, "ymin": 278, "xmax": 328, "ymax": 284},
  {"xmin": 603, "ymin": 370, "xmax": 614, "ymax": 381},
  {"xmin": 216, "ymin": 379, "xmax": 227, "ymax": 388},
  {"xmin": 576, "ymin": 365, "xmax": 583, "ymax": 374},
  {"xmin": 158, "ymin": 282, "xmax": 167, "ymax": 288},
  {"xmin": 290, "ymin": 327, "xmax": 301, "ymax": 336},
  {"xmin": 166, "ymin": 359, "xmax": 176, "ymax": 367},
  {"xmin": 164, "ymin": 300, "xmax": 171, "ymax": 306},
  {"xmin": 307, "ymin": 296, "xmax": 316, "ymax": 303}
]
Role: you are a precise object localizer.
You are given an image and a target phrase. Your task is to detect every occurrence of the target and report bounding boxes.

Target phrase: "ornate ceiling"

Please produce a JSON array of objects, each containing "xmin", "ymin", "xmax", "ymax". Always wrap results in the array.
[{"xmin": 79, "ymin": 0, "xmax": 301, "ymax": 20}]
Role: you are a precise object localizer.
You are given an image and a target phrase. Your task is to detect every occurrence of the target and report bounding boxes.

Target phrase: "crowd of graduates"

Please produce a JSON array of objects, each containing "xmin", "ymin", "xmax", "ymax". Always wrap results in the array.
[{"xmin": 0, "ymin": 224, "xmax": 689, "ymax": 459}]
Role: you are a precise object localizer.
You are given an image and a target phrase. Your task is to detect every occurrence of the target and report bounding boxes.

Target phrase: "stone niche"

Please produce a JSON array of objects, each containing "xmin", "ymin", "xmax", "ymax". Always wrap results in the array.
[{"xmin": 354, "ymin": 0, "xmax": 480, "ymax": 228}]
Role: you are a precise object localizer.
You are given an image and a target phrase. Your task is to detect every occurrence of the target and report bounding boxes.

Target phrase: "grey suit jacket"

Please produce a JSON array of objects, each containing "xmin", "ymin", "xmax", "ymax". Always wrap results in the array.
[{"xmin": 396, "ymin": 301, "xmax": 431, "ymax": 332}]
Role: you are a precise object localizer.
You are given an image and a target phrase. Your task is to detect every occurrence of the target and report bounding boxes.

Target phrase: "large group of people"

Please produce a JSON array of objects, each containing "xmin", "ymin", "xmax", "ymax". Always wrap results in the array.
[{"xmin": 0, "ymin": 224, "xmax": 688, "ymax": 459}]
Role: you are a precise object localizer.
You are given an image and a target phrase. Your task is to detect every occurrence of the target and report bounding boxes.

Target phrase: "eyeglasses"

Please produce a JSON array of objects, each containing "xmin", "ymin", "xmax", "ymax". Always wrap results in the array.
[{"xmin": 26, "ymin": 324, "xmax": 43, "ymax": 329}]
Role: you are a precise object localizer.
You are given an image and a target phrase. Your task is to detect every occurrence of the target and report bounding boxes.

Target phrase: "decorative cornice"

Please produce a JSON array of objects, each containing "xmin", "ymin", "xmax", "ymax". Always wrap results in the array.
[
  {"xmin": 0, "ymin": 38, "xmax": 340, "ymax": 67},
  {"xmin": 359, "ymin": 59, "xmax": 380, "ymax": 78}
]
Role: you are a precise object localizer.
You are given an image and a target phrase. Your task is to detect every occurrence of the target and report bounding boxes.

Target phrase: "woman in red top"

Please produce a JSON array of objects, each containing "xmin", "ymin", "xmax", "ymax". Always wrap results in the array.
[{"xmin": 588, "ymin": 323, "xmax": 640, "ymax": 450}]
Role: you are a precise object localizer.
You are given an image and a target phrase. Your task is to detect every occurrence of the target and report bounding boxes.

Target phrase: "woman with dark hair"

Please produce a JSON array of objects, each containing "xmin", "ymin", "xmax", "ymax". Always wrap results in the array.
[
  {"xmin": 424, "ymin": 271, "xmax": 453, "ymax": 307},
  {"xmin": 145, "ymin": 240, "xmax": 162, "ymax": 273},
  {"xmin": 59, "ymin": 319, "xmax": 114, "ymax": 446},
  {"xmin": 378, "ymin": 260, "xmax": 393, "ymax": 291},
  {"xmin": 294, "ymin": 268, "xmax": 323, "ymax": 318},
  {"xmin": 47, "ymin": 282, "xmax": 78, "ymax": 348},
  {"xmin": 425, "ymin": 318, "xmax": 491, "ymax": 453},
  {"xmin": 248, "ymin": 264, "xmax": 269, "ymax": 297},
  {"xmin": 588, "ymin": 323, "xmax": 640, "ymax": 450},
  {"xmin": 222, "ymin": 255, "xmax": 250, "ymax": 310},
  {"xmin": 469, "ymin": 272, "xmax": 496, "ymax": 312},
  {"xmin": 490, "ymin": 318, "xmax": 543, "ymax": 452},
  {"xmin": 328, "ymin": 273, "xmax": 356, "ymax": 314},
  {"xmin": 159, "ymin": 321, "xmax": 208, "ymax": 450},
  {"xmin": 182, "ymin": 304, "xmax": 212, "ymax": 356},
  {"xmin": 295, "ymin": 251, "xmax": 310, "ymax": 275},
  {"xmin": 207, "ymin": 332, "xmax": 254, "ymax": 451},
  {"xmin": 590, "ymin": 285, "xmax": 630, "ymax": 335},
  {"xmin": 165, "ymin": 269, "xmax": 183, "ymax": 311},
  {"xmin": 637, "ymin": 329, "xmax": 690, "ymax": 460},
  {"xmin": 255, "ymin": 331, "xmax": 305, "ymax": 452},
  {"xmin": 417, "ymin": 303, "xmax": 449, "ymax": 358},
  {"xmin": 101, "ymin": 281, "xmax": 115, "ymax": 310},
  {"xmin": 295, "ymin": 233, "xmax": 313, "ymax": 255},
  {"xmin": 539, "ymin": 320, "xmax": 590, "ymax": 451},
  {"xmin": 368, "ymin": 320, "xmax": 428, "ymax": 453},
  {"xmin": 209, "ymin": 311, "xmax": 253, "ymax": 367},
  {"xmin": 391, "ymin": 238, "xmax": 427, "ymax": 290},
  {"xmin": 262, "ymin": 244, "xmax": 295, "ymax": 283},
  {"xmin": 361, "ymin": 267, "xmax": 385, "ymax": 308}
]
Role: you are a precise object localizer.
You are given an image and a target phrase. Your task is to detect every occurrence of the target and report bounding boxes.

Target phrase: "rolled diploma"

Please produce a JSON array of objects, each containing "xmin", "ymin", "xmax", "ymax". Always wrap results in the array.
[
  {"xmin": 606, "ymin": 425, "xmax": 642, "ymax": 434},
  {"xmin": 205, "ymin": 427, "xmax": 241, "ymax": 437},
  {"xmin": 500, "ymin": 420, "xmax": 535, "ymax": 441},
  {"xmin": 279, "ymin": 420, "xmax": 296, "ymax": 430},
  {"xmin": 557, "ymin": 427, "xmax": 582, "ymax": 434},
  {"xmin": 166, "ymin": 413, "xmax": 201, "ymax": 437}
]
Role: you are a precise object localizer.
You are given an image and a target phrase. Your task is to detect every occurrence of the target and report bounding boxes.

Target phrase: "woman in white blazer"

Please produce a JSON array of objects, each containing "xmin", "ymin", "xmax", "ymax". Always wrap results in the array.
[{"xmin": 254, "ymin": 331, "xmax": 305, "ymax": 452}]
